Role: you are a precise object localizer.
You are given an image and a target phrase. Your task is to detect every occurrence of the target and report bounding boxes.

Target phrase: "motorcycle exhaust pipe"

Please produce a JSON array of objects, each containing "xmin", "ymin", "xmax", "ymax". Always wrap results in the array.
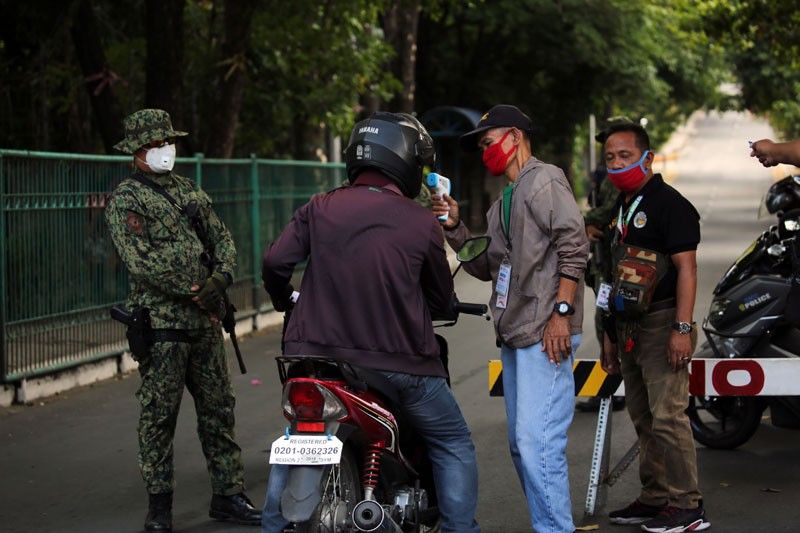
[{"xmin": 351, "ymin": 500, "xmax": 403, "ymax": 532}]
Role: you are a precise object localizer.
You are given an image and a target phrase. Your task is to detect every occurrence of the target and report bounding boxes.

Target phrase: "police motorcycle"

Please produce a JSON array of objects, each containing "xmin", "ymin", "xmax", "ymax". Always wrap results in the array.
[
  {"xmin": 687, "ymin": 175, "xmax": 800, "ymax": 449},
  {"xmin": 269, "ymin": 236, "xmax": 491, "ymax": 532}
]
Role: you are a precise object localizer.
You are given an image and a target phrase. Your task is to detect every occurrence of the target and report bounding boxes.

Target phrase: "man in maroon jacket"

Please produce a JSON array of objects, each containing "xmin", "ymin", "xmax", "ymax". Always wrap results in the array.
[{"xmin": 260, "ymin": 112, "xmax": 480, "ymax": 533}]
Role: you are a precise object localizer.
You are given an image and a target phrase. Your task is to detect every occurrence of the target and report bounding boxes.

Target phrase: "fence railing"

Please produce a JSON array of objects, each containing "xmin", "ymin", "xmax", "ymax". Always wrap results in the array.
[{"xmin": 0, "ymin": 149, "xmax": 346, "ymax": 383}]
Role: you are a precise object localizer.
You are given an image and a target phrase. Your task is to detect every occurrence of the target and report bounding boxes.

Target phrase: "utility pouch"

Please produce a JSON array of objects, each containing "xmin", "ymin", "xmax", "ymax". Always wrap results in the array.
[
  {"xmin": 110, "ymin": 305, "xmax": 153, "ymax": 360},
  {"xmin": 609, "ymin": 244, "xmax": 669, "ymax": 321}
]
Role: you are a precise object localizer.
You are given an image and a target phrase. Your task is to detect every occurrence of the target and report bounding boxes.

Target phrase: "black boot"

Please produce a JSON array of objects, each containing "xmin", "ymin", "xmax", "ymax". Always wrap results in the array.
[
  {"xmin": 144, "ymin": 492, "xmax": 173, "ymax": 532},
  {"xmin": 209, "ymin": 492, "xmax": 261, "ymax": 526}
]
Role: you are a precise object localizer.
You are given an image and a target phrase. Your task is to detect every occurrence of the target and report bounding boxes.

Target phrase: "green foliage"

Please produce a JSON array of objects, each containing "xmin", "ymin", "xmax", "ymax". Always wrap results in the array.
[
  {"xmin": 238, "ymin": 0, "xmax": 399, "ymax": 157},
  {"xmin": 700, "ymin": 0, "xmax": 800, "ymax": 138},
  {"xmin": 416, "ymin": 0, "xmax": 726, "ymax": 185},
  {"xmin": 3, "ymin": 0, "xmax": 797, "ymax": 164}
]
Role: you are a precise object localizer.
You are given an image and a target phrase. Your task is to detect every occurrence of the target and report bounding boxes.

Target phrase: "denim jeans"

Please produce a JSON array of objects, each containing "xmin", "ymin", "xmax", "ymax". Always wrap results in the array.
[
  {"xmin": 261, "ymin": 373, "xmax": 480, "ymax": 533},
  {"xmin": 500, "ymin": 335, "xmax": 580, "ymax": 533},
  {"xmin": 261, "ymin": 462, "xmax": 289, "ymax": 533}
]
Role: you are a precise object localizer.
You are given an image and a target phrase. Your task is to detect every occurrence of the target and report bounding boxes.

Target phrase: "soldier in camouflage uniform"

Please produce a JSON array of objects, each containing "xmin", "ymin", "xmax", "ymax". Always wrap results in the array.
[
  {"xmin": 577, "ymin": 124, "xmax": 627, "ymax": 412},
  {"xmin": 105, "ymin": 109, "xmax": 260, "ymax": 531}
]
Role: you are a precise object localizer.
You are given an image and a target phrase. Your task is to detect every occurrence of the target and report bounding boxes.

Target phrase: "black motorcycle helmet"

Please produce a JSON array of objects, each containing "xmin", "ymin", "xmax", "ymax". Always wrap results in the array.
[
  {"xmin": 344, "ymin": 112, "xmax": 435, "ymax": 198},
  {"xmin": 765, "ymin": 175, "xmax": 800, "ymax": 214}
]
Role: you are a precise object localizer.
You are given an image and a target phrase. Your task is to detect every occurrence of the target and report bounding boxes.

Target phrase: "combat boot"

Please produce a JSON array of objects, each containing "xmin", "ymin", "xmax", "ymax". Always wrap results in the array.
[
  {"xmin": 209, "ymin": 492, "xmax": 261, "ymax": 526},
  {"xmin": 144, "ymin": 492, "xmax": 173, "ymax": 531}
]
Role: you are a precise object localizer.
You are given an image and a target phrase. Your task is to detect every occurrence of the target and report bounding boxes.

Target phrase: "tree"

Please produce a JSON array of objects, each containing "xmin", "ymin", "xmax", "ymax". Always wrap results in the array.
[
  {"xmin": 416, "ymin": 0, "xmax": 724, "ymax": 177},
  {"xmin": 382, "ymin": 0, "xmax": 421, "ymax": 113},
  {"xmin": 240, "ymin": 0, "xmax": 396, "ymax": 158},
  {"xmin": 71, "ymin": 0, "xmax": 125, "ymax": 154},
  {"xmin": 700, "ymin": 0, "xmax": 800, "ymax": 138},
  {"xmin": 204, "ymin": 0, "xmax": 259, "ymax": 158},
  {"xmin": 145, "ymin": 0, "xmax": 188, "ymax": 148}
]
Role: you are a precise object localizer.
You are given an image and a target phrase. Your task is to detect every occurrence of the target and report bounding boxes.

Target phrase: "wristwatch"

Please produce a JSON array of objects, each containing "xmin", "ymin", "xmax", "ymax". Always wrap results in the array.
[
  {"xmin": 554, "ymin": 301, "xmax": 576, "ymax": 317},
  {"xmin": 671, "ymin": 321, "xmax": 695, "ymax": 335}
]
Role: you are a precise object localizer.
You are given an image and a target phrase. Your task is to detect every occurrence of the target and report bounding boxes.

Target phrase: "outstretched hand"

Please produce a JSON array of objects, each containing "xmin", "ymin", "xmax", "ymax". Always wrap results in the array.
[
  {"xmin": 431, "ymin": 193, "xmax": 460, "ymax": 229},
  {"xmin": 750, "ymin": 139, "xmax": 778, "ymax": 167}
]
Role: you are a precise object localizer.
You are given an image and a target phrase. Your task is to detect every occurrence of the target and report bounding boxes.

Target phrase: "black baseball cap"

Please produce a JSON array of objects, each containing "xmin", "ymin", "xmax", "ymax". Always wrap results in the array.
[{"xmin": 459, "ymin": 104, "xmax": 534, "ymax": 152}]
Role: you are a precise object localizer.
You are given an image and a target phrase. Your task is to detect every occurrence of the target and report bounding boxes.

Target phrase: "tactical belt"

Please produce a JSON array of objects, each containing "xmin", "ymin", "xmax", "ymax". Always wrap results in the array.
[{"xmin": 151, "ymin": 329, "xmax": 200, "ymax": 343}]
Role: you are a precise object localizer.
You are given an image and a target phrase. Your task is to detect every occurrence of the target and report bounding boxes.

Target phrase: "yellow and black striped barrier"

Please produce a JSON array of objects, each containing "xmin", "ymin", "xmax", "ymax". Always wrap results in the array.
[{"xmin": 488, "ymin": 359, "xmax": 624, "ymax": 397}]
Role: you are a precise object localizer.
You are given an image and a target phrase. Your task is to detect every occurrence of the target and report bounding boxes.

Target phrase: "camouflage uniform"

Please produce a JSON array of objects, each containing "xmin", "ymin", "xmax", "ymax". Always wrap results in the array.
[
  {"xmin": 585, "ymin": 174, "xmax": 619, "ymax": 343},
  {"xmin": 585, "ymin": 176, "xmax": 618, "ymax": 283},
  {"xmin": 106, "ymin": 109, "xmax": 244, "ymax": 496},
  {"xmin": 414, "ymin": 180, "xmax": 433, "ymax": 208}
]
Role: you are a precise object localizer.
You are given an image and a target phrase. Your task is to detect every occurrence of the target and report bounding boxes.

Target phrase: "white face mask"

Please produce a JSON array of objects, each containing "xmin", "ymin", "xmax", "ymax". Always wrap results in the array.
[{"xmin": 144, "ymin": 143, "xmax": 176, "ymax": 173}]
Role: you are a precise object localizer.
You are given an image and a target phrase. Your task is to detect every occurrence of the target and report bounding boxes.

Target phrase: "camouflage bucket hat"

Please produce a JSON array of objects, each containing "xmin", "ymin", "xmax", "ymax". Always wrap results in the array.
[{"xmin": 114, "ymin": 108, "xmax": 188, "ymax": 154}]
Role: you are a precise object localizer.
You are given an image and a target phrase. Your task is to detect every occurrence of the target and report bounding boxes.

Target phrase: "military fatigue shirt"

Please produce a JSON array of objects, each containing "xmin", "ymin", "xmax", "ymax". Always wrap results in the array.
[
  {"xmin": 105, "ymin": 171, "xmax": 236, "ymax": 329},
  {"xmin": 585, "ymin": 176, "xmax": 618, "ymax": 228}
]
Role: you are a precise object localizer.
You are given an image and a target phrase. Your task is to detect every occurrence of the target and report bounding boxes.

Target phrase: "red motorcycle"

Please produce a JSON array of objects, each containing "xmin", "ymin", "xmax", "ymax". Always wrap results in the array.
[{"xmin": 268, "ymin": 237, "xmax": 490, "ymax": 532}]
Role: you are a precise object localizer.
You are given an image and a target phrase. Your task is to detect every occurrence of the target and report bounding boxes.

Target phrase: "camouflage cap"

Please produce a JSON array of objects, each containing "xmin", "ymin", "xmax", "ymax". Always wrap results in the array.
[{"xmin": 114, "ymin": 109, "xmax": 188, "ymax": 154}]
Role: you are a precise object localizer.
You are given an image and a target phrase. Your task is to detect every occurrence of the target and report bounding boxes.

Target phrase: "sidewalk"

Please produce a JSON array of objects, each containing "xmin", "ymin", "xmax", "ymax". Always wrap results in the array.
[{"xmin": 0, "ymin": 323, "xmax": 288, "ymax": 533}]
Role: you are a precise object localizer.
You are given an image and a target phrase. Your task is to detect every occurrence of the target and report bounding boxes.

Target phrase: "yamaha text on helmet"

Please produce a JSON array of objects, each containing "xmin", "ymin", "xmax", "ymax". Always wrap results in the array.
[{"xmin": 344, "ymin": 111, "xmax": 435, "ymax": 198}]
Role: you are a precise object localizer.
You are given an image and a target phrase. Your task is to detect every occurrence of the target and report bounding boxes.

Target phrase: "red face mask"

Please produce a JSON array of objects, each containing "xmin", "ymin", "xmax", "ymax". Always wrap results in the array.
[
  {"xmin": 482, "ymin": 130, "xmax": 517, "ymax": 176},
  {"xmin": 607, "ymin": 150, "xmax": 651, "ymax": 192}
]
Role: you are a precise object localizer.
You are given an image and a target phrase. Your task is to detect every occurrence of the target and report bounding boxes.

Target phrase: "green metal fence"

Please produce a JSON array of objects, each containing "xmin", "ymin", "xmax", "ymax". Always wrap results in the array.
[{"xmin": 0, "ymin": 149, "xmax": 346, "ymax": 383}]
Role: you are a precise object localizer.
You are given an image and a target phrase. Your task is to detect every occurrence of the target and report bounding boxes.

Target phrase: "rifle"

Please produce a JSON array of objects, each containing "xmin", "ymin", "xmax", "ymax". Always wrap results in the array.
[
  {"xmin": 588, "ymin": 167, "xmax": 613, "ymax": 291},
  {"xmin": 185, "ymin": 200, "xmax": 247, "ymax": 374},
  {"xmin": 129, "ymin": 172, "xmax": 247, "ymax": 373}
]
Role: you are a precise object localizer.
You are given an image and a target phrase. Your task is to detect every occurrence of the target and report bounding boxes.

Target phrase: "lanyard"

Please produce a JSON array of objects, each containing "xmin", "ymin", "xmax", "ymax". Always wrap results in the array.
[
  {"xmin": 500, "ymin": 184, "xmax": 514, "ymax": 249},
  {"xmin": 616, "ymin": 195, "xmax": 643, "ymax": 242}
]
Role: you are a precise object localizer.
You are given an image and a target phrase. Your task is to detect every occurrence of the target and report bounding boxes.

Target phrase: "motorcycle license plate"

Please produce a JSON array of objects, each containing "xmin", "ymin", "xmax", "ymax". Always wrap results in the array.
[{"xmin": 269, "ymin": 435, "xmax": 343, "ymax": 465}]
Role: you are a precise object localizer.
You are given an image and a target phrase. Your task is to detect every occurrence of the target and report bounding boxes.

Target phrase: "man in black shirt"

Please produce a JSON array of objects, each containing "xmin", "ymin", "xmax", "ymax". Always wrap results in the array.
[{"xmin": 600, "ymin": 123, "xmax": 710, "ymax": 532}]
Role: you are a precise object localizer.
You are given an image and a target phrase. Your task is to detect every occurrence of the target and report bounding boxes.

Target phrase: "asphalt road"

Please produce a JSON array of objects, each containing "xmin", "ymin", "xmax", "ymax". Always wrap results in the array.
[{"xmin": 2, "ymin": 111, "xmax": 799, "ymax": 533}]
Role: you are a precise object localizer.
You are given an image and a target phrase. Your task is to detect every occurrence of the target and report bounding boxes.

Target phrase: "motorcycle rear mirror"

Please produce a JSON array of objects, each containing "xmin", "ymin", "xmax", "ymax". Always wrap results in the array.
[{"xmin": 456, "ymin": 236, "xmax": 491, "ymax": 264}]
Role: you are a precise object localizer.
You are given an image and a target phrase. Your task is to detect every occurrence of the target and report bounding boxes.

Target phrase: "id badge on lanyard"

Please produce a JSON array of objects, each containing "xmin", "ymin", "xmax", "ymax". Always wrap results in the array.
[
  {"xmin": 616, "ymin": 195, "xmax": 643, "ymax": 242},
  {"xmin": 496, "ymin": 254, "xmax": 511, "ymax": 309},
  {"xmin": 496, "ymin": 185, "xmax": 514, "ymax": 309}
]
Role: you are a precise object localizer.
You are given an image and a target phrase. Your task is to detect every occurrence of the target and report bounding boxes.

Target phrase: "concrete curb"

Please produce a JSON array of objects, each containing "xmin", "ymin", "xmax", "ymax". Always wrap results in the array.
[
  {"xmin": 0, "ymin": 308, "xmax": 286, "ymax": 408},
  {"xmin": 14, "ymin": 358, "xmax": 119, "ymax": 405}
]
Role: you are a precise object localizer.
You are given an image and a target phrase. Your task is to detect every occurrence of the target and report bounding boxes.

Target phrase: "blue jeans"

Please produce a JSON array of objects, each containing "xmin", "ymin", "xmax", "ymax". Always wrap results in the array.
[
  {"xmin": 262, "ymin": 373, "xmax": 480, "ymax": 533},
  {"xmin": 501, "ymin": 335, "xmax": 580, "ymax": 533}
]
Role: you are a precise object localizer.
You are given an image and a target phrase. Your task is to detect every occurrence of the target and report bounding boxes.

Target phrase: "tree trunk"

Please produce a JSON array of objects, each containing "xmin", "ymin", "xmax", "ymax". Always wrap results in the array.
[
  {"xmin": 204, "ymin": 0, "xmax": 259, "ymax": 158},
  {"xmin": 70, "ymin": 0, "xmax": 124, "ymax": 154},
  {"xmin": 384, "ymin": 0, "xmax": 421, "ymax": 113},
  {"xmin": 145, "ymin": 0, "xmax": 189, "ymax": 150},
  {"xmin": 549, "ymin": 128, "xmax": 576, "ymax": 188}
]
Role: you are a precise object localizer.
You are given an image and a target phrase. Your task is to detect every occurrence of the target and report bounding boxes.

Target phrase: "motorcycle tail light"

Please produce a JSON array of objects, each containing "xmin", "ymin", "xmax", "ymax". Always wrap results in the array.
[
  {"xmin": 296, "ymin": 421, "xmax": 326, "ymax": 433},
  {"xmin": 282, "ymin": 381, "xmax": 346, "ymax": 421}
]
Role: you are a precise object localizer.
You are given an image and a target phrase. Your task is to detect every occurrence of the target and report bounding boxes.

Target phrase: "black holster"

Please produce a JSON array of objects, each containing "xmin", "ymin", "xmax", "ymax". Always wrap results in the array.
[{"xmin": 110, "ymin": 305, "xmax": 154, "ymax": 360}]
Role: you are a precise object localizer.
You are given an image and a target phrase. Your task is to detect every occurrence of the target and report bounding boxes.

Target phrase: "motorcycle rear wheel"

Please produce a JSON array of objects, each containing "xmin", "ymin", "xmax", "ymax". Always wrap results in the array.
[
  {"xmin": 687, "ymin": 395, "xmax": 764, "ymax": 449},
  {"xmin": 295, "ymin": 447, "xmax": 361, "ymax": 533}
]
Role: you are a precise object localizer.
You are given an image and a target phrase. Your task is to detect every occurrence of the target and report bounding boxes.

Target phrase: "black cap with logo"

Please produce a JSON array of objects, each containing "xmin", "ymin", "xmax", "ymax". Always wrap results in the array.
[{"xmin": 459, "ymin": 104, "xmax": 534, "ymax": 152}]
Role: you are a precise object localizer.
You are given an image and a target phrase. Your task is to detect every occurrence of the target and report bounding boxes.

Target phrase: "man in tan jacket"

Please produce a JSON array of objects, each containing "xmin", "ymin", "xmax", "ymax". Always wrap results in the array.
[{"xmin": 432, "ymin": 104, "xmax": 588, "ymax": 533}]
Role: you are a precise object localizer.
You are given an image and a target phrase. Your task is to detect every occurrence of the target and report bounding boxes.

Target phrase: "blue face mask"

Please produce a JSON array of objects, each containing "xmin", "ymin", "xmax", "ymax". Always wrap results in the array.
[{"xmin": 607, "ymin": 150, "xmax": 650, "ymax": 192}]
